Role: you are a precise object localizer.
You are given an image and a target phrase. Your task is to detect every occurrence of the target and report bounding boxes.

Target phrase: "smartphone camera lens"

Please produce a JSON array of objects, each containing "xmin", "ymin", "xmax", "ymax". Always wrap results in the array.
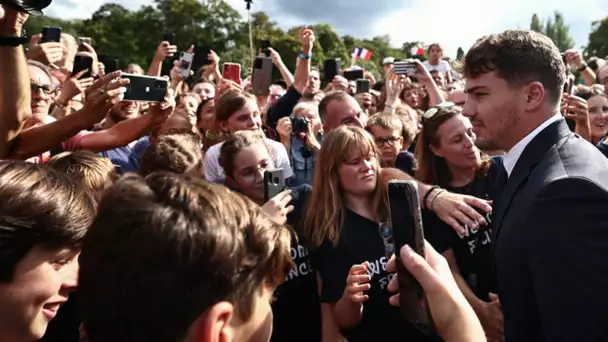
[{"xmin": 273, "ymin": 177, "xmax": 279, "ymax": 185}]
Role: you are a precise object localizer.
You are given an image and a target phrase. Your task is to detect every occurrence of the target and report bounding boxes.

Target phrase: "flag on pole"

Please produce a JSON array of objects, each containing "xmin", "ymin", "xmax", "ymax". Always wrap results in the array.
[
  {"xmin": 352, "ymin": 47, "xmax": 373, "ymax": 61},
  {"xmin": 410, "ymin": 46, "xmax": 425, "ymax": 57}
]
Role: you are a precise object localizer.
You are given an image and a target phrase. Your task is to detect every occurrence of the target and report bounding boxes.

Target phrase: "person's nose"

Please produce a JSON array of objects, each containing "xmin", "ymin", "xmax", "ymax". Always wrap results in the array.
[
  {"xmin": 60, "ymin": 259, "xmax": 79, "ymax": 295},
  {"xmin": 461, "ymin": 97, "xmax": 474, "ymax": 118}
]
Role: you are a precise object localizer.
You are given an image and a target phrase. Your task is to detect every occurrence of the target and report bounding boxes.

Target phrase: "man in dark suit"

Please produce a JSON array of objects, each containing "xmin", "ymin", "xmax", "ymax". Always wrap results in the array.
[{"xmin": 461, "ymin": 30, "xmax": 608, "ymax": 341}]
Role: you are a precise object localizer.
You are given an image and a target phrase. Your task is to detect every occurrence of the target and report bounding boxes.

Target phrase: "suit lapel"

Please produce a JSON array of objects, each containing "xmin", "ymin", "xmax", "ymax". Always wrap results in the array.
[{"xmin": 492, "ymin": 119, "xmax": 572, "ymax": 243}]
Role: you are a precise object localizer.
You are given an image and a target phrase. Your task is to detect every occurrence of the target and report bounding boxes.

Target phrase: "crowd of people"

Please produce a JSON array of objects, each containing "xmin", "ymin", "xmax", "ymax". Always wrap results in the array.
[{"xmin": 1, "ymin": 3, "xmax": 608, "ymax": 342}]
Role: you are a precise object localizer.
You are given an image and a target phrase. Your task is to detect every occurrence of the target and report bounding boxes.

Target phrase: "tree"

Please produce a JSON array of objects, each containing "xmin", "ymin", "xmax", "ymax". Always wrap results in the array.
[
  {"xmin": 529, "ymin": 12, "xmax": 575, "ymax": 51},
  {"xmin": 456, "ymin": 47, "xmax": 465, "ymax": 60},
  {"xmin": 530, "ymin": 13, "xmax": 543, "ymax": 32},
  {"xmin": 587, "ymin": 17, "xmax": 608, "ymax": 59}
]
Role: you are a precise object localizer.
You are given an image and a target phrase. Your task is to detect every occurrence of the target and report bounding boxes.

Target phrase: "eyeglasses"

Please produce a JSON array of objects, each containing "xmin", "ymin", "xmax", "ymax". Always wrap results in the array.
[
  {"xmin": 422, "ymin": 101, "xmax": 456, "ymax": 121},
  {"xmin": 30, "ymin": 83, "xmax": 56, "ymax": 96},
  {"xmin": 378, "ymin": 222, "xmax": 395, "ymax": 259},
  {"xmin": 374, "ymin": 136, "xmax": 401, "ymax": 147}
]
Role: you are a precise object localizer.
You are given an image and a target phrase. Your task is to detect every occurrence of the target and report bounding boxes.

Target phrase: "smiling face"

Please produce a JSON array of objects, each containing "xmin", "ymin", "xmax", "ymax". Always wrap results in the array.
[
  {"xmin": 588, "ymin": 94, "xmax": 608, "ymax": 141},
  {"xmin": 220, "ymin": 99, "xmax": 262, "ymax": 134},
  {"xmin": 109, "ymin": 101, "xmax": 140, "ymax": 123},
  {"xmin": 28, "ymin": 64, "xmax": 54, "ymax": 126},
  {"xmin": 0, "ymin": 246, "xmax": 79, "ymax": 341},
  {"xmin": 430, "ymin": 114, "xmax": 481, "ymax": 170}
]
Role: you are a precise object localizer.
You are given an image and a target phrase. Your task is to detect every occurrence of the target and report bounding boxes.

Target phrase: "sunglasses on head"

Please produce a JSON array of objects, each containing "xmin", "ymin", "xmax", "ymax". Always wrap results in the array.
[{"xmin": 422, "ymin": 101, "xmax": 456, "ymax": 121}]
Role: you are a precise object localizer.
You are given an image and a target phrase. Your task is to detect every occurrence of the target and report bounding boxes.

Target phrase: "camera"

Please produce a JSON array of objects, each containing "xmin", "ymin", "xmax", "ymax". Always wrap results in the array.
[
  {"xmin": 0, "ymin": 0, "xmax": 52, "ymax": 16},
  {"xmin": 291, "ymin": 116, "xmax": 308, "ymax": 134}
]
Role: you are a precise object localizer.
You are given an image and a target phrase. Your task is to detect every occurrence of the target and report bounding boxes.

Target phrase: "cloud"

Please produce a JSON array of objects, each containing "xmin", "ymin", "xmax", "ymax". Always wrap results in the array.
[{"xmin": 46, "ymin": 0, "xmax": 608, "ymax": 58}]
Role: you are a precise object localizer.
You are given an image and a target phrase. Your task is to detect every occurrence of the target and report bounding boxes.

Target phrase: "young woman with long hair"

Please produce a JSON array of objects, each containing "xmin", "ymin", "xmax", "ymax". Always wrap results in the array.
[
  {"xmin": 304, "ymin": 126, "xmax": 432, "ymax": 342},
  {"xmin": 415, "ymin": 102, "xmax": 503, "ymax": 341},
  {"xmin": 203, "ymin": 90, "xmax": 292, "ymax": 183},
  {"xmin": 219, "ymin": 130, "xmax": 321, "ymax": 342}
]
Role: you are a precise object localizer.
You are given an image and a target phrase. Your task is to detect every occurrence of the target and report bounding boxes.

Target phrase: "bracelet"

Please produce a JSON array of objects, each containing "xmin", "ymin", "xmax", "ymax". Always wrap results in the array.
[
  {"xmin": 423, "ymin": 185, "xmax": 440, "ymax": 210},
  {"xmin": 298, "ymin": 52, "xmax": 312, "ymax": 60},
  {"xmin": 577, "ymin": 63, "xmax": 588, "ymax": 72},
  {"xmin": 429, "ymin": 189, "xmax": 446, "ymax": 211}
]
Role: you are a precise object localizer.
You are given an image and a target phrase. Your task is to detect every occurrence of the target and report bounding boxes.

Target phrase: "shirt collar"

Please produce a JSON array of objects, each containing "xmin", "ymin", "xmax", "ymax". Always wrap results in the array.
[{"xmin": 503, "ymin": 114, "xmax": 562, "ymax": 177}]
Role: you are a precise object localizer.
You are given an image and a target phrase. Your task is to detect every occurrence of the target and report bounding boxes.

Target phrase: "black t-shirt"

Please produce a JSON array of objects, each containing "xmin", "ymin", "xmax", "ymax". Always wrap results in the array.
[
  {"xmin": 395, "ymin": 150, "xmax": 417, "ymax": 176},
  {"xmin": 423, "ymin": 157, "xmax": 503, "ymax": 302},
  {"xmin": 311, "ymin": 209, "xmax": 432, "ymax": 342},
  {"xmin": 271, "ymin": 184, "xmax": 322, "ymax": 342}
]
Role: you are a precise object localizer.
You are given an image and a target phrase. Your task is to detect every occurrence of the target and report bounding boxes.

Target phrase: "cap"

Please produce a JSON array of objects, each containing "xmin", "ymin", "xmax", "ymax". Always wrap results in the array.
[
  {"xmin": 382, "ymin": 57, "xmax": 395, "ymax": 65},
  {"xmin": 1, "ymin": 0, "xmax": 52, "ymax": 16}
]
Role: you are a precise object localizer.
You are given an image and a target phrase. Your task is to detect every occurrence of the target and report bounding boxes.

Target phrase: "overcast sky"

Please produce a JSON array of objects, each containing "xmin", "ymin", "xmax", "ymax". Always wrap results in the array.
[{"xmin": 46, "ymin": 0, "xmax": 608, "ymax": 58}]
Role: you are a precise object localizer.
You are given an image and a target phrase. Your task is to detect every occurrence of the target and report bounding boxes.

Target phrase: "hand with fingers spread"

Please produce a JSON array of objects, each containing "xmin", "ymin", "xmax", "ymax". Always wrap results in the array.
[
  {"xmin": 155, "ymin": 41, "xmax": 178, "ymax": 61},
  {"xmin": 562, "ymin": 93, "xmax": 589, "ymax": 123},
  {"xmin": 385, "ymin": 69, "xmax": 406, "ymax": 103},
  {"xmin": 81, "ymin": 71, "xmax": 130, "ymax": 125},
  {"xmin": 387, "ymin": 242, "xmax": 485, "ymax": 342},
  {"xmin": 430, "ymin": 190, "xmax": 492, "ymax": 236},
  {"xmin": 343, "ymin": 262, "xmax": 372, "ymax": 303},
  {"xmin": 57, "ymin": 69, "xmax": 94, "ymax": 105},
  {"xmin": 27, "ymin": 34, "xmax": 65, "ymax": 66},
  {"xmin": 262, "ymin": 189, "xmax": 294, "ymax": 225}
]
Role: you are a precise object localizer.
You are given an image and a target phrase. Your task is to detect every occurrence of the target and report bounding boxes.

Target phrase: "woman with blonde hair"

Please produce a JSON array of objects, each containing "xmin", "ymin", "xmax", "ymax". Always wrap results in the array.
[
  {"xmin": 415, "ymin": 102, "xmax": 504, "ymax": 340},
  {"xmin": 305, "ymin": 126, "xmax": 432, "ymax": 342}
]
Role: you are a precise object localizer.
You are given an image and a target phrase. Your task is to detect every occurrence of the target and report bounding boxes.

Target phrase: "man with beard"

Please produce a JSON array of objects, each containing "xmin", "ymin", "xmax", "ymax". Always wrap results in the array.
[{"xmin": 462, "ymin": 30, "xmax": 608, "ymax": 341}]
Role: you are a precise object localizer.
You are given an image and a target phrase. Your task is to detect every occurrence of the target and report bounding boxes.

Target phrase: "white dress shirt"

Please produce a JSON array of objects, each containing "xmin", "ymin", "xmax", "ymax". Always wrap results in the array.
[{"xmin": 503, "ymin": 114, "xmax": 562, "ymax": 177}]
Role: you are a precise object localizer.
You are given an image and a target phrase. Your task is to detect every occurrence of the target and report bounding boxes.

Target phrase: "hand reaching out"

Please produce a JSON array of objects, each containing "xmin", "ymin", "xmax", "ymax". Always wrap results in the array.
[
  {"xmin": 155, "ymin": 41, "xmax": 178, "ymax": 61},
  {"xmin": 81, "ymin": 71, "xmax": 129, "ymax": 125},
  {"xmin": 27, "ymin": 34, "xmax": 65, "ymax": 66}
]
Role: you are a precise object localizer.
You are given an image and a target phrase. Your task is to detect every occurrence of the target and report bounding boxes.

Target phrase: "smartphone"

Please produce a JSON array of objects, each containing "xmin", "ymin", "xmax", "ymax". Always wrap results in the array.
[
  {"xmin": 251, "ymin": 57, "xmax": 274, "ymax": 96},
  {"xmin": 178, "ymin": 51, "xmax": 195, "ymax": 79},
  {"xmin": 343, "ymin": 69, "xmax": 364, "ymax": 81},
  {"xmin": 40, "ymin": 26, "xmax": 61, "ymax": 43},
  {"xmin": 223, "ymin": 63, "xmax": 241, "ymax": 85},
  {"xmin": 99, "ymin": 55, "xmax": 120, "ymax": 74},
  {"xmin": 260, "ymin": 39, "xmax": 271, "ymax": 57},
  {"xmin": 394, "ymin": 61, "xmax": 418, "ymax": 76},
  {"xmin": 388, "ymin": 180, "xmax": 435, "ymax": 336},
  {"xmin": 356, "ymin": 78, "xmax": 370, "ymax": 94},
  {"xmin": 323, "ymin": 59, "xmax": 341, "ymax": 83},
  {"xmin": 122, "ymin": 74, "xmax": 168, "ymax": 103},
  {"xmin": 264, "ymin": 168, "xmax": 286, "ymax": 202},
  {"xmin": 72, "ymin": 55, "xmax": 93, "ymax": 79},
  {"xmin": 563, "ymin": 76, "xmax": 576, "ymax": 131},
  {"xmin": 163, "ymin": 32, "xmax": 175, "ymax": 45}
]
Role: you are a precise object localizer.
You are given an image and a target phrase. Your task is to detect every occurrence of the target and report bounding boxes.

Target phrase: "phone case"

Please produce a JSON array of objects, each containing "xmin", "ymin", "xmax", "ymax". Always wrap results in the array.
[
  {"xmin": 41, "ymin": 27, "xmax": 61, "ymax": 43},
  {"xmin": 179, "ymin": 52, "xmax": 195, "ymax": 78},
  {"xmin": 388, "ymin": 180, "xmax": 435, "ymax": 336},
  {"xmin": 72, "ymin": 56, "xmax": 93, "ymax": 79},
  {"xmin": 251, "ymin": 57, "xmax": 274, "ymax": 96},
  {"xmin": 122, "ymin": 74, "xmax": 168, "ymax": 103},
  {"xmin": 394, "ymin": 61, "xmax": 417, "ymax": 76},
  {"xmin": 343, "ymin": 70, "xmax": 364, "ymax": 81},
  {"xmin": 264, "ymin": 169, "xmax": 286, "ymax": 202},
  {"xmin": 223, "ymin": 63, "xmax": 241, "ymax": 85},
  {"xmin": 163, "ymin": 33, "xmax": 175, "ymax": 44},
  {"xmin": 323, "ymin": 59, "xmax": 341, "ymax": 83},
  {"xmin": 356, "ymin": 78, "xmax": 370, "ymax": 94}
]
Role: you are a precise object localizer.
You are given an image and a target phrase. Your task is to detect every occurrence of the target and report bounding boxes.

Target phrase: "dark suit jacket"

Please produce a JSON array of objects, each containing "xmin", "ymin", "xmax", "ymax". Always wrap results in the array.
[{"xmin": 493, "ymin": 118, "xmax": 608, "ymax": 342}]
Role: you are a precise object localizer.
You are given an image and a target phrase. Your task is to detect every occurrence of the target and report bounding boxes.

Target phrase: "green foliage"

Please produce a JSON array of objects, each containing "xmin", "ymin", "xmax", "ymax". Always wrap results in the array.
[
  {"xmin": 529, "ymin": 11, "xmax": 575, "ymax": 51},
  {"xmin": 586, "ymin": 17, "xmax": 608, "ymax": 59},
  {"xmin": 23, "ymin": 0, "xmax": 435, "ymax": 75}
]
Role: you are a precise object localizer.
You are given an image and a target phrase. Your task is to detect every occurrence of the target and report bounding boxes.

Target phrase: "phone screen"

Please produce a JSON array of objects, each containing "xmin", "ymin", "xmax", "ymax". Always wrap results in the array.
[
  {"xmin": 356, "ymin": 79, "xmax": 370, "ymax": 94},
  {"xmin": 41, "ymin": 27, "xmax": 61, "ymax": 43},
  {"xmin": 343, "ymin": 69, "xmax": 364, "ymax": 81},
  {"xmin": 72, "ymin": 56, "xmax": 93, "ymax": 79},
  {"xmin": 388, "ymin": 180, "xmax": 434, "ymax": 336},
  {"xmin": 323, "ymin": 59, "xmax": 340, "ymax": 83}
]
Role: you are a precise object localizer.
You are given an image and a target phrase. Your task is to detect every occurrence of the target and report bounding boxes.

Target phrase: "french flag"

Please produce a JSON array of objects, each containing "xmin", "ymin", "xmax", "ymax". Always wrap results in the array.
[
  {"xmin": 352, "ymin": 47, "xmax": 373, "ymax": 61},
  {"xmin": 410, "ymin": 46, "xmax": 425, "ymax": 57}
]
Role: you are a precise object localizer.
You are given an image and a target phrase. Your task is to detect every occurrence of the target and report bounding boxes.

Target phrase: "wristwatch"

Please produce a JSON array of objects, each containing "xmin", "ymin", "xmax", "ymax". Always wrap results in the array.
[
  {"xmin": 0, "ymin": 30, "xmax": 28, "ymax": 47},
  {"xmin": 577, "ymin": 63, "xmax": 588, "ymax": 72},
  {"xmin": 298, "ymin": 52, "xmax": 312, "ymax": 60}
]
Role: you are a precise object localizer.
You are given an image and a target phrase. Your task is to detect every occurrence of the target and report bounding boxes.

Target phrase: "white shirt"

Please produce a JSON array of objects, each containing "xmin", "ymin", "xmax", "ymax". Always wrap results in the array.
[
  {"xmin": 203, "ymin": 138, "xmax": 293, "ymax": 183},
  {"xmin": 422, "ymin": 60, "xmax": 452, "ymax": 73},
  {"xmin": 503, "ymin": 114, "xmax": 562, "ymax": 177}
]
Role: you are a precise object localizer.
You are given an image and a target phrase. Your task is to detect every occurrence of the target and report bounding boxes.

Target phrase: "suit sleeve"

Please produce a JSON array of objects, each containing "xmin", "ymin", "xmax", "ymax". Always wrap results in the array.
[{"xmin": 526, "ymin": 177, "xmax": 608, "ymax": 341}]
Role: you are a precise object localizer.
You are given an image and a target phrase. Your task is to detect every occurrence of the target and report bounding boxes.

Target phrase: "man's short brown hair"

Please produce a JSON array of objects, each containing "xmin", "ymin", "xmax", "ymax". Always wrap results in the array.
[
  {"xmin": 140, "ymin": 132, "xmax": 204, "ymax": 176},
  {"xmin": 78, "ymin": 173, "xmax": 293, "ymax": 342},
  {"xmin": 47, "ymin": 151, "xmax": 118, "ymax": 192},
  {"xmin": 463, "ymin": 30, "xmax": 566, "ymax": 105},
  {"xmin": 0, "ymin": 161, "xmax": 96, "ymax": 281},
  {"xmin": 318, "ymin": 90, "xmax": 352, "ymax": 123}
]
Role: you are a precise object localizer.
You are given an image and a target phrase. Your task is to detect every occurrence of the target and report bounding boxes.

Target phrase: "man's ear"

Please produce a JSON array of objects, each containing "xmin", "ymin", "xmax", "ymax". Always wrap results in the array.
[
  {"xmin": 189, "ymin": 302, "xmax": 235, "ymax": 342},
  {"xmin": 523, "ymin": 81, "xmax": 545, "ymax": 112}
]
